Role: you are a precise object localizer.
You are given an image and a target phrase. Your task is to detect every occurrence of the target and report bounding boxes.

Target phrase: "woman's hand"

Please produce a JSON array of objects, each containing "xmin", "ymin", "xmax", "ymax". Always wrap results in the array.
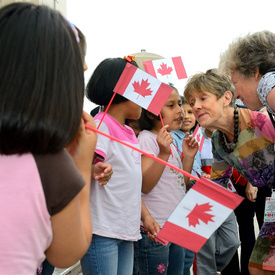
[{"xmin": 245, "ymin": 182, "xmax": 258, "ymax": 202}]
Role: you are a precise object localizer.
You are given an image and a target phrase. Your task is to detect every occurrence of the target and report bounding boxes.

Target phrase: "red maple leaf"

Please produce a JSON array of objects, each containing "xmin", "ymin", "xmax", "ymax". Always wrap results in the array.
[
  {"xmin": 186, "ymin": 202, "xmax": 215, "ymax": 227},
  {"xmin": 196, "ymin": 134, "xmax": 201, "ymax": 142},
  {"xmin": 157, "ymin": 62, "xmax": 173, "ymax": 76},
  {"xmin": 132, "ymin": 79, "xmax": 152, "ymax": 99}
]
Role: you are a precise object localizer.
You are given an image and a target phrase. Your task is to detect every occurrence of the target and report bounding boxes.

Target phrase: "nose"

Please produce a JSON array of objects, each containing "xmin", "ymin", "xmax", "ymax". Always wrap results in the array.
[
  {"xmin": 192, "ymin": 101, "xmax": 201, "ymax": 111},
  {"xmin": 234, "ymin": 89, "xmax": 240, "ymax": 100},
  {"xmin": 83, "ymin": 61, "xmax": 88, "ymax": 72}
]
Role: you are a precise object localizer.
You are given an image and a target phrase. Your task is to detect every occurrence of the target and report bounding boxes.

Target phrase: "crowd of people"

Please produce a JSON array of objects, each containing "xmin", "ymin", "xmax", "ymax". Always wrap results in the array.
[{"xmin": 0, "ymin": 2, "xmax": 274, "ymax": 275}]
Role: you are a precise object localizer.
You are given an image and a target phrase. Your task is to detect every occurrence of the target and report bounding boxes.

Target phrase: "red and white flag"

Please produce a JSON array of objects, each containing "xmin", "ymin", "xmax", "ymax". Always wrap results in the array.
[
  {"xmin": 114, "ymin": 63, "xmax": 173, "ymax": 116},
  {"xmin": 157, "ymin": 177, "xmax": 243, "ymax": 252},
  {"xmin": 143, "ymin": 56, "xmax": 187, "ymax": 83},
  {"xmin": 193, "ymin": 124, "xmax": 205, "ymax": 152}
]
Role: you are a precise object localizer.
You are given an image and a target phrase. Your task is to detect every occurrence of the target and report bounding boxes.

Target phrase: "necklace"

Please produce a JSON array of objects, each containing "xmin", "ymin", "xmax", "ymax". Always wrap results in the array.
[{"xmin": 219, "ymin": 106, "xmax": 239, "ymax": 153}]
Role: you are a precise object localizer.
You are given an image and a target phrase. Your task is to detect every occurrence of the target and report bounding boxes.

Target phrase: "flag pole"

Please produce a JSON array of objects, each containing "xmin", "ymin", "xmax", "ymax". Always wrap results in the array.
[
  {"xmin": 85, "ymin": 124, "xmax": 199, "ymax": 182},
  {"xmin": 96, "ymin": 92, "xmax": 116, "ymax": 130}
]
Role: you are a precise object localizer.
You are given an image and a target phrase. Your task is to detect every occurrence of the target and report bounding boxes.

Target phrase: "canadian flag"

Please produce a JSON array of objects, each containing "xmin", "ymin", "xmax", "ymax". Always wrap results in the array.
[
  {"xmin": 143, "ymin": 56, "xmax": 187, "ymax": 83},
  {"xmin": 114, "ymin": 63, "xmax": 173, "ymax": 116},
  {"xmin": 193, "ymin": 124, "xmax": 205, "ymax": 152},
  {"xmin": 157, "ymin": 177, "xmax": 243, "ymax": 252}
]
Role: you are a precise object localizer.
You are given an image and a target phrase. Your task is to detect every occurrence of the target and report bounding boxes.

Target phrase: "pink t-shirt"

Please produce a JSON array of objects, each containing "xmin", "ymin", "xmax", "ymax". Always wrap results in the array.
[
  {"xmin": 0, "ymin": 151, "xmax": 85, "ymax": 274},
  {"xmin": 91, "ymin": 113, "xmax": 142, "ymax": 241},
  {"xmin": 138, "ymin": 130, "xmax": 186, "ymax": 227}
]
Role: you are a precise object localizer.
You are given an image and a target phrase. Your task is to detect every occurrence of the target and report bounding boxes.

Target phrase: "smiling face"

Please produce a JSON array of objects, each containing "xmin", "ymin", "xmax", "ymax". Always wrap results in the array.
[
  {"xmin": 160, "ymin": 89, "xmax": 183, "ymax": 132},
  {"xmin": 181, "ymin": 103, "xmax": 196, "ymax": 133},
  {"xmin": 188, "ymin": 90, "xmax": 226, "ymax": 129},
  {"xmin": 231, "ymin": 71, "xmax": 262, "ymax": 110}
]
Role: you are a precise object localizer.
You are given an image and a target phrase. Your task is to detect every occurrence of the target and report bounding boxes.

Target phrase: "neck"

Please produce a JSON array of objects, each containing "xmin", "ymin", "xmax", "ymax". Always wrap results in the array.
[
  {"xmin": 219, "ymin": 106, "xmax": 239, "ymax": 153},
  {"xmin": 107, "ymin": 105, "xmax": 126, "ymax": 126},
  {"xmin": 217, "ymin": 107, "xmax": 236, "ymax": 142}
]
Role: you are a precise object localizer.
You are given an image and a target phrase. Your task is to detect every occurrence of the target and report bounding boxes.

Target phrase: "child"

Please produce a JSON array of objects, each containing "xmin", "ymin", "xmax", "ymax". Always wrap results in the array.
[
  {"xmin": 80, "ymin": 57, "xmax": 159, "ymax": 275},
  {"xmin": 0, "ymin": 3, "xmax": 98, "ymax": 274},
  {"xmin": 171, "ymin": 96, "xmax": 202, "ymax": 275},
  {"xmin": 135, "ymin": 86, "xmax": 198, "ymax": 275},
  {"xmin": 172, "ymin": 96, "xmax": 203, "ymax": 184}
]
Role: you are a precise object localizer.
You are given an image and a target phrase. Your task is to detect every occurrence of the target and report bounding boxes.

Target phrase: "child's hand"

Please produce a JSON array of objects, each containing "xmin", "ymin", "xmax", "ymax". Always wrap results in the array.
[
  {"xmin": 92, "ymin": 162, "xmax": 113, "ymax": 186},
  {"xmin": 66, "ymin": 111, "xmax": 97, "ymax": 174},
  {"xmin": 182, "ymin": 133, "xmax": 198, "ymax": 158},
  {"xmin": 156, "ymin": 125, "xmax": 173, "ymax": 156},
  {"xmin": 143, "ymin": 215, "xmax": 160, "ymax": 242}
]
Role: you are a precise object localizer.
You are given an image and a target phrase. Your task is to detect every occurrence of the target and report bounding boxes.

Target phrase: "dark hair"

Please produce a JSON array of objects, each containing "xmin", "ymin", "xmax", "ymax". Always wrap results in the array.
[
  {"xmin": 138, "ymin": 108, "xmax": 160, "ymax": 131},
  {"xmin": 86, "ymin": 58, "xmax": 138, "ymax": 105},
  {"xmin": 0, "ymin": 3, "xmax": 84, "ymax": 154},
  {"xmin": 139, "ymin": 86, "xmax": 179, "ymax": 131}
]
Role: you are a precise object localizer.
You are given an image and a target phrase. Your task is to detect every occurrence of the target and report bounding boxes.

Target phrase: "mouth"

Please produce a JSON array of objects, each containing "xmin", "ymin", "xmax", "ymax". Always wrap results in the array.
[
  {"xmin": 182, "ymin": 120, "xmax": 192, "ymax": 125},
  {"xmin": 175, "ymin": 117, "xmax": 183, "ymax": 122},
  {"xmin": 197, "ymin": 113, "xmax": 206, "ymax": 120}
]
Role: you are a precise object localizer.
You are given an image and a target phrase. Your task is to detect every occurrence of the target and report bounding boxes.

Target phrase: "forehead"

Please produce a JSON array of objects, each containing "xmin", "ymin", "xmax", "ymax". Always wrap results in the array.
[{"xmin": 167, "ymin": 89, "xmax": 180, "ymax": 100}]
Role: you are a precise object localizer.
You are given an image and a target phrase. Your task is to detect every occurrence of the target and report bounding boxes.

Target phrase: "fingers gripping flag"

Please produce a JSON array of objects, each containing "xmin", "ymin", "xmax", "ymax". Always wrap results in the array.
[
  {"xmin": 113, "ymin": 63, "xmax": 173, "ymax": 116},
  {"xmin": 157, "ymin": 177, "xmax": 243, "ymax": 252},
  {"xmin": 143, "ymin": 56, "xmax": 187, "ymax": 83},
  {"xmin": 193, "ymin": 124, "xmax": 205, "ymax": 152}
]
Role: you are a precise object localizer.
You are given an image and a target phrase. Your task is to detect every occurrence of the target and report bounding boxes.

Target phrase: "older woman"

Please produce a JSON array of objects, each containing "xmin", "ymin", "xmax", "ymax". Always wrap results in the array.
[
  {"xmin": 219, "ymin": 30, "xmax": 275, "ymax": 127},
  {"xmin": 184, "ymin": 69, "xmax": 275, "ymax": 275}
]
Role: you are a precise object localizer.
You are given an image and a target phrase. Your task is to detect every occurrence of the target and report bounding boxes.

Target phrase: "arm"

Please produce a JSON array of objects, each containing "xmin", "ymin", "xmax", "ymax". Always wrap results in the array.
[
  {"xmin": 141, "ymin": 200, "xmax": 160, "ymax": 241},
  {"xmin": 46, "ymin": 111, "xmax": 96, "ymax": 268},
  {"xmin": 141, "ymin": 126, "xmax": 173, "ymax": 194},
  {"xmin": 181, "ymin": 133, "xmax": 198, "ymax": 184}
]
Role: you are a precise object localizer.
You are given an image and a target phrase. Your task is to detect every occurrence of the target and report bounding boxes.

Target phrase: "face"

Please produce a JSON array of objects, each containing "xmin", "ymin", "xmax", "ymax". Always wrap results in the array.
[
  {"xmin": 188, "ymin": 90, "xmax": 225, "ymax": 128},
  {"xmin": 181, "ymin": 103, "xmax": 196, "ymax": 133},
  {"xmin": 231, "ymin": 71, "xmax": 262, "ymax": 110},
  {"xmin": 126, "ymin": 101, "xmax": 142, "ymax": 120},
  {"xmin": 160, "ymin": 89, "xmax": 183, "ymax": 131}
]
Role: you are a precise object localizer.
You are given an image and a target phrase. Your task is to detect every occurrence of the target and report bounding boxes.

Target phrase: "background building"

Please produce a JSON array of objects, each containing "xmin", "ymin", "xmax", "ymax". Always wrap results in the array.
[{"xmin": 0, "ymin": 0, "xmax": 66, "ymax": 16}]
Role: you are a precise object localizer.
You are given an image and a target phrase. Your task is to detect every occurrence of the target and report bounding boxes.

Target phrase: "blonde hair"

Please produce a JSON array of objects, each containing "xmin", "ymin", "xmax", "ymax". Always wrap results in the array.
[{"xmin": 184, "ymin": 69, "xmax": 235, "ymax": 107}]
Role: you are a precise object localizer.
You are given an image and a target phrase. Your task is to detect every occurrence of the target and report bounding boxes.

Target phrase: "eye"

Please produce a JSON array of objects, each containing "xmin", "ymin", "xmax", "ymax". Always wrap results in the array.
[
  {"xmin": 178, "ymin": 103, "xmax": 182, "ymax": 107},
  {"xmin": 189, "ymin": 102, "xmax": 194, "ymax": 107}
]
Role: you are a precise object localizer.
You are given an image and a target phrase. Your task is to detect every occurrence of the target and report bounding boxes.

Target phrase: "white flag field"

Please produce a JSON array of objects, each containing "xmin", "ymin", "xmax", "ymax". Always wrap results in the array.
[
  {"xmin": 157, "ymin": 177, "xmax": 243, "ymax": 252},
  {"xmin": 113, "ymin": 63, "xmax": 173, "ymax": 116}
]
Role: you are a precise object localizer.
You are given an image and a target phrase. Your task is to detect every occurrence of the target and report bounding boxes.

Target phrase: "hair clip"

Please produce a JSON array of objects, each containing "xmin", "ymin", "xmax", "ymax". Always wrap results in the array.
[
  {"xmin": 124, "ymin": 55, "xmax": 135, "ymax": 63},
  {"xmin": 65, "ymin": 18, "xmax": 80, "ymax": 43}
]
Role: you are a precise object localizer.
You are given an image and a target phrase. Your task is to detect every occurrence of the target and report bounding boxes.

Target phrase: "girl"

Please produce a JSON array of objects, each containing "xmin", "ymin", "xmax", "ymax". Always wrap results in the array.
[
  {"xmin": 0, "ymin": 3, "xmax": 97, "ymax": 274},
  {"xmin": 135, "ymin": 86, "xmax": 198, "ymax": 275},
  {"xmin": 80, "ymin": 57, "xmax": 159, "ymax": 275}
]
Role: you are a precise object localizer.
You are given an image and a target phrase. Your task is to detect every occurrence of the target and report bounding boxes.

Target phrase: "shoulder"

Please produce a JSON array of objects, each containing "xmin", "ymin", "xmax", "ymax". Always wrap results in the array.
[{"xmin": 34, "ymin": 150, "xmax": 85, "ymax": 216}]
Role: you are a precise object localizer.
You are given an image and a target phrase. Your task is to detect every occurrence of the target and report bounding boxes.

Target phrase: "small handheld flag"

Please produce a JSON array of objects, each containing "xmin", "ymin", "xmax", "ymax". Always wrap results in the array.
[
  {"xmin": 113, "ymin": 63, "xmax": 173, "ymax": 116},
  {"xmin": 143, "ymin": 56, "xmax": 187, "ymax": 83},
  {"xmin": 156, "ymin": 177, "xmax": 243, "ymax": 252}
]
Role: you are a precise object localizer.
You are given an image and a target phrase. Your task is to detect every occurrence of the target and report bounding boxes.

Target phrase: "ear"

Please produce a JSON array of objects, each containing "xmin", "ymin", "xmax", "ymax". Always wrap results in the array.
[
  {"xmin": 254, "ymin": 67, "xmax": 262, "ymax": 81},
  {"xmin": 223, "ymin": 91, "xmax": 233, "ymax": 106},
  {"xmin": 147, "ymin": 112, "xmax": 156, "ymax": 120}
]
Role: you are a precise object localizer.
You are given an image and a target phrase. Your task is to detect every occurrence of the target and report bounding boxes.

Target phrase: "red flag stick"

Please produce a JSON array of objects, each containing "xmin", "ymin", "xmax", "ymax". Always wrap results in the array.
[
  {"xmin": 85, "ymin": 124, "xmax": 199, "ymax": 182},
  {"xmin": 96, "ymin": 92, "xmax": 116, "ymax": 130}
]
